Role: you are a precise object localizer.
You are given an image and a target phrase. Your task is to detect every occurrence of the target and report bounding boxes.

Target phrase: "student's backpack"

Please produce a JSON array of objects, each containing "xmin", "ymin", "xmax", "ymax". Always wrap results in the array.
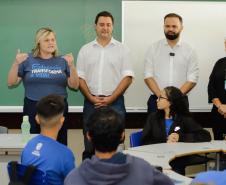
[{"xmin": 8, "ymin": 161, "xmax": 36, "ymax": 185}]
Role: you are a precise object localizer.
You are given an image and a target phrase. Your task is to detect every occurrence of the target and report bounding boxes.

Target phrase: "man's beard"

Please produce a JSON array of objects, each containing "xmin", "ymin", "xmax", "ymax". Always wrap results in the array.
[{"xmin": 164, "ymin": 32, "xmax": 180, "ymax": 40}]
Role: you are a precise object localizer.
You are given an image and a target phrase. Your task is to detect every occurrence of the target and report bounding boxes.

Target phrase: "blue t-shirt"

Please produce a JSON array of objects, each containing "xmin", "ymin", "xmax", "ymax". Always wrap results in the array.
[
  {"xmin": 18, "ymin": 54, "xmax": 70, "ymax": 101},
  {"xmin": 21, "ymin": 135, "xmax": 75, "ymax": 185},
  {"xmin": 165, "ymin": 119, "xmax": 173, "ymax": 136},
  {"xmin": 192, "ymin": 170, "xmax": 226, "ymax": 185}
]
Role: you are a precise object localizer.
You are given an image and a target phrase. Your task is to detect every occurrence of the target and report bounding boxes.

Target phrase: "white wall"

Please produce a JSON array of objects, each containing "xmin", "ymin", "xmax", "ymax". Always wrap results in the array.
[{"xmin": 123, "ymin": 1, "xmax": 226, "ymax": 112}]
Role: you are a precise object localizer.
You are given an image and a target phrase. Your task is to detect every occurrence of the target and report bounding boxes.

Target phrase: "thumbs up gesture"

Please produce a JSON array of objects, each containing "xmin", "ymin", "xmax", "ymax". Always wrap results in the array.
[
  {"xmin": 15, "ymin": 49, "xmax": 28, "ymax": 64},
  {"xmin": 62, "ymin": 53, "xmax": 75, "ymax": 68}
]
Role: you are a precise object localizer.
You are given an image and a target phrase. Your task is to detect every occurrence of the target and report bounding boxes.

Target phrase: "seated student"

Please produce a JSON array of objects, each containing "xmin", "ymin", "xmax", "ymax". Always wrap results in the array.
[
  {"xmin": 64, "ymin": 107, "xmax": 174, "ymax": 185},
  {"xmin": 21, "ymin": 94, "xmax": 75, "ymax": 185},
  {"xmin": 141, "ymin": 86, "xmax": 211, "ymax": 145},
  {"xmin": 191, "ymin": 170, "xmax": 226, "ymax": 185},
  {"xmin": 141, "ymin": 86, "xmax": 211, "ymax": 174}
]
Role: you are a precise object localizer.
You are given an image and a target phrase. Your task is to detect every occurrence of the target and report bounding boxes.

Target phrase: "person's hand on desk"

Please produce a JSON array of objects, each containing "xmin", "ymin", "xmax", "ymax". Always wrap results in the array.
[{"xmin": 167, "ymin": 133, "xmax": 179, "ymax": 143}]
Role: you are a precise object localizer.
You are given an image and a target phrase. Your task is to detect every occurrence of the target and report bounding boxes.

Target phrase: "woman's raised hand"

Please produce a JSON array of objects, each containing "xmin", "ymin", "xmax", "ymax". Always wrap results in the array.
[{"xmin": 15, "ymin": 49, "xmax": 28, "ymax": 64}]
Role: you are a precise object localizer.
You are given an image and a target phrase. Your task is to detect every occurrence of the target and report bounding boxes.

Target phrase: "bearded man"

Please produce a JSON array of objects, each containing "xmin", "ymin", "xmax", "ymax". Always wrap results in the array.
[{"xmin": 144, "ymin": 13, "xmax": 199, "ymax": 113}]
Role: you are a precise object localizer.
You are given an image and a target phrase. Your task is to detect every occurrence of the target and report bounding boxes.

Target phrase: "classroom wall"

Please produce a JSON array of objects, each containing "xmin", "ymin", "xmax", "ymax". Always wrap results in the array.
[
  {"xmin": 0, "ymin": 0, "xmax": 121, "ymax": 107},
  {"xmin": 123, "ymin": 1, "xmax": 226, "ymax": 112},
  {"xmin": 0, "ymin": 112, "xmax": 213, "ymax": 130},
  {"xmin": 0, "ymin": 0, "xmax": 223, "ymax": 129},
  {"xmin": 2, "ymin": 0, "xmax": 226, "ymax": 112}
]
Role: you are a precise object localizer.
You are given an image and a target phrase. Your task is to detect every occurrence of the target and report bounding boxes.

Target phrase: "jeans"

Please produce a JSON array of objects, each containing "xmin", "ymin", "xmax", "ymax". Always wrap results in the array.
[{"xmin": 82, "ymin": 95, "xmax": 126, "ymax": 160}]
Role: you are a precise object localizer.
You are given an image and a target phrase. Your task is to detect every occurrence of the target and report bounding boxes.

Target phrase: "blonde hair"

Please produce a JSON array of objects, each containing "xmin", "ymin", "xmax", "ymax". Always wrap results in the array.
[{"xmin": 32, "ymin": 27, "xmax": 58, "ymax": 57}]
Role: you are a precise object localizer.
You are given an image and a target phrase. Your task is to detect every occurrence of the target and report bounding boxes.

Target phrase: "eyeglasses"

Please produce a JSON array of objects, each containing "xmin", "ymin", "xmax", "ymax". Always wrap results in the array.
[{"xmin": 158, "ymin": 96, "xmax": 168, "ymax": 101}]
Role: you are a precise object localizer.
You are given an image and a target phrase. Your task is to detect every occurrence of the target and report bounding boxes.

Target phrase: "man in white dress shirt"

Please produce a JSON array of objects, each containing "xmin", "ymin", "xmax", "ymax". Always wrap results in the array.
[
  {"xmin": 144, "ymin": 13, "xmax": 199, "ymax": 113},
  {"xmin": 77, "ymin": 11, "xmax": 134, "ymax": 160}
]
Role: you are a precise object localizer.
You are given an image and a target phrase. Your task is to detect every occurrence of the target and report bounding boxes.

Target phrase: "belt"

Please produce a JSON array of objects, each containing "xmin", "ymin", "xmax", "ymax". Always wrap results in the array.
[{"xmin": 92, "ymin": 94, "xmax": 110, "ymax": 97}]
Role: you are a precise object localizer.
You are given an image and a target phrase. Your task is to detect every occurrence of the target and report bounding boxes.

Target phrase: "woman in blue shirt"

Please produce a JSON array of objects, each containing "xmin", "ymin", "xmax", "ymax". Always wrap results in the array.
[{"xmin": 7, "ymin": 27, "xmax": 79, "ymax": 145}]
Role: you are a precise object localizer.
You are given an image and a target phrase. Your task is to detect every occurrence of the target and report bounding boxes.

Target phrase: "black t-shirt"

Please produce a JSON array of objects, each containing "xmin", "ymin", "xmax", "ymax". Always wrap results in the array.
[{"xmin": 208, "ymin": 57, "xmax": 226, "ymax": 105}]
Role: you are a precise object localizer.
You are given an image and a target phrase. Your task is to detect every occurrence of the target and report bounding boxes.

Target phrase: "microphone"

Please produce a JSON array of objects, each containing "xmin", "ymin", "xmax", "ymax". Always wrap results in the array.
[{"xmin": 169, "ymin": 52, "xmax": 175, "ymax": 56}]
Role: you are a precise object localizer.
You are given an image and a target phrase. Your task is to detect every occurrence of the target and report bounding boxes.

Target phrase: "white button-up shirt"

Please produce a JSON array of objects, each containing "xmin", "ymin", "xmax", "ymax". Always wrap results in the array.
[
  {"xmin": 144, "ymin": 39, "xmax": 199, "ymax": 92},
  {"xmin": 77, "ymin": 38, "xmax": 134, "ymax": 96}
]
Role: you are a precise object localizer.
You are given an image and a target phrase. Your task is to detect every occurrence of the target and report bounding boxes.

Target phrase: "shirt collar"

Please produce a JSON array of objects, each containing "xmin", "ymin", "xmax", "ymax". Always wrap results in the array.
[
  {"xmin": 164, "ymin": 38, "xmax": 181, "ymax": 47},
  {"xmin": 93, "ymin": 37, "xmax": 116, "ymax": 47}
]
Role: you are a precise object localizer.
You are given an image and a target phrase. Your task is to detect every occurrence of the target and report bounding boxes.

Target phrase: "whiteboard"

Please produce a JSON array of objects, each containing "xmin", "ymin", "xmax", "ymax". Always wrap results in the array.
[{"xmin": 123, "ymin": 1, "xmax": 226, "ymax": 112}]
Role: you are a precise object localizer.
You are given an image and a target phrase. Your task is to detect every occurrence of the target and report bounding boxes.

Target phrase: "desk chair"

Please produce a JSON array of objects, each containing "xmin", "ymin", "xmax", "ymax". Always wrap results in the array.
[
  {"xmin": 0, "ymin": 126, "xmax": 8, "ymax": 133},
  {"xmin": 8, "ymin": 161, "xmax": 47, "ymax": 185},
  {"xmin": 130, "ymin": 130, "xmax": 143, "ymax": 147},
  {"xmin": 129, "ymin": 130, "xmax": 164, "ymax": 171}
]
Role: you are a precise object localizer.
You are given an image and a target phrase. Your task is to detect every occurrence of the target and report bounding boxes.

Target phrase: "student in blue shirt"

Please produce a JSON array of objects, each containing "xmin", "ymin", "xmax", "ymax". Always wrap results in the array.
[
  {"xmin": 21, "ymin": 94, "xmax": 75, "ymax": 185},
  {"xmin": 7, "ymin": 27, "xmax": 79, "ymax": 145}
]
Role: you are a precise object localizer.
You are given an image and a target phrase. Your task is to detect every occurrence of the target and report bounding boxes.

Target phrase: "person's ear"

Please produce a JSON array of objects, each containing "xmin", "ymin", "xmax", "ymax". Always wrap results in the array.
[
  {"xmin": 120, "ymin": 131, "xmax": 125, "ymax": 142},
  {"xmin": 180, "ymin": 25, "xmax": 184, "ymax": 32},
  {"xmin": 60, "ymin": 116, "xmax": 65, "ymax": 124},
  {"xmin": 58, "ymin": 116, "xmax": 65, "ymax": 128},
  {"xmin": 86, "ymin": 132, "xmax": 92, "ymax": 142},
  {"xmin": 35, "ymin": 115, "xmax": 40, "ymax": 125},
  {"xmin": 94, "ymin": 24, "xmax": 97, "ymax": 31}
]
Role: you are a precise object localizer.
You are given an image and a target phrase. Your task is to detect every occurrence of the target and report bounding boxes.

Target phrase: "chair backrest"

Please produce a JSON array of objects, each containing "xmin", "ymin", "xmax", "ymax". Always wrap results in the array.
[
  {"xmin": 0, "ymin": 126, "xmax": 8, "ymax": 133},
  {"xmin": 7, "ymin": 161, "xmax": 47, "ymax": 185},
  {"xmin": 129, "ymin": 130, "xmax": 143, "ymax": 147}
]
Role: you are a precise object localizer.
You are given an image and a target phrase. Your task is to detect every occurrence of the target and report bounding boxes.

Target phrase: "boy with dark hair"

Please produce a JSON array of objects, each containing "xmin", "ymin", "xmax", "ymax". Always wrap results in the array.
[
  {"xmin": 64, "ymin": 107, "xmax": 173, "ymax": 185},
  {"xmin": 21, "ymin": 94, "xmax": 75, "ymax": 185}
]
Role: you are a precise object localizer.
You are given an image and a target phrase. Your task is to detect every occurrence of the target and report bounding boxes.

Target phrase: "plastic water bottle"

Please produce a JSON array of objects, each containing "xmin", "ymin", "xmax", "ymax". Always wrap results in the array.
[{"xmin": 21, "ymin": 115, "xmax": 31, "ymax": 142}]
